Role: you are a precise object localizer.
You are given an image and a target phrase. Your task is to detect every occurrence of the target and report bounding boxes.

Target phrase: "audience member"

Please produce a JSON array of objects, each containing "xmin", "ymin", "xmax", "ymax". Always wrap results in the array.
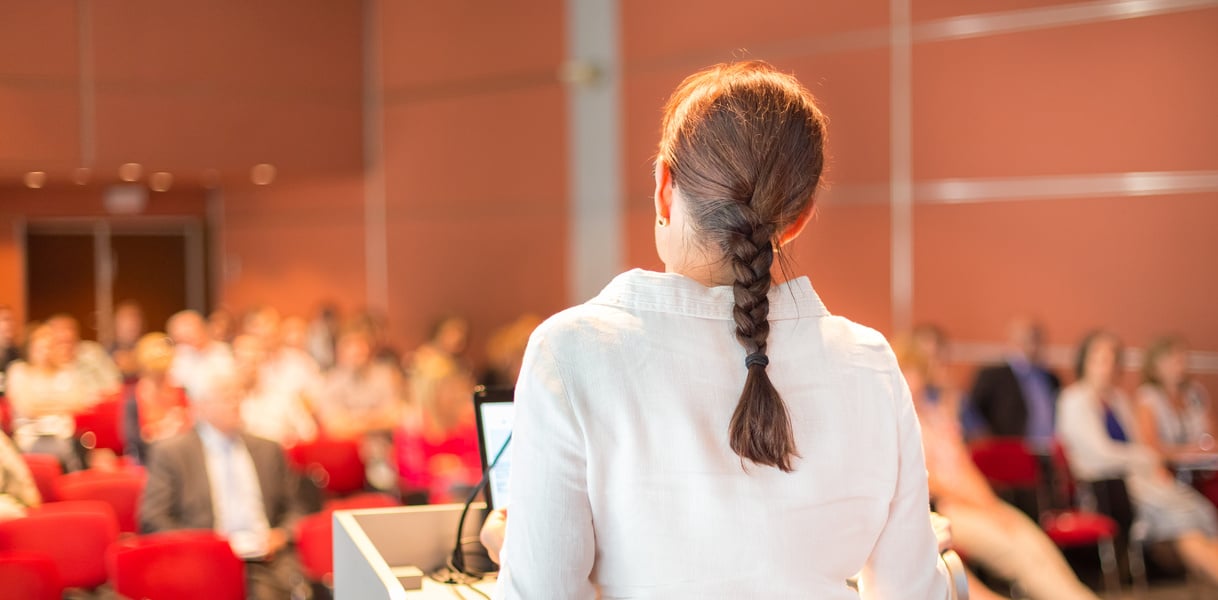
[
  {"xmin": 894, "ymin": 335, "xmax": 1099, "ymax": 600},
  {"xmin": 969, "ymin": 318, "xmax": 1061, "ymax": 452},
  {"xmin": 1135, "ymin": 335, "xmax": 1217, "ymax": 462},
  {"xmin": 231, "ymin": 334, "xmax": 317, "ymax": 446},
  {"xmin": 47, "ymin": 314, "xmax": 121, "ymax": 402},
  {"xmin": 140, "ymin": 372, "xmax": 306, "ymax": 599},
  {"xmin": 316, "ymin": 325, "xmax": 402, "ymax": 490},
  {"xmin": 167, "ymin": 310, "xmax": 234, "ymax": 402},
  {"xmin": 243, "ymin": 307, "xmax": 321, "ymax": 409},
  {"xmin": 1057, "ymin": 331, "xmax": 1218, "ymax": 584},
  {"xmin": 0, "ymin": 429, "xmax": 40, "ymax": 520},
  {"xmin": 109, "ymin": 300, "xmax": 145, "ymax": 383},
  {"xmin": 121, "ymin": 332, "xmax": 191, "ymax": 464},
  {"xmin": 0, "ymin": 305, "xmax": 19, "ymax": 382},
  {"xmin": 6, "ymin": 325, "xmax": 90, "ymax": 469},
  {"xmin": 305, "ymin": 303, "xmax": 341, "ymax": 371},
  {"xmin": 208, "ymin": 307, "xmax": 237, "ymax": 345},
  {"xmin": 397, "ymin": 355, "xmax": 479, "ymax": 503}
]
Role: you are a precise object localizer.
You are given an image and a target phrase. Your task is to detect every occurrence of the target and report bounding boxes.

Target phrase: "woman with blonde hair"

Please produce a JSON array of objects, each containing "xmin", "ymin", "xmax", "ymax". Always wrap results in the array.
[
  {"xmin": 121, "ymin": 332, "xmax": 191, "ymax": 463},
  {"xmin": 497, "ymin": 61, "xmax": 948, "ymax": 599}
]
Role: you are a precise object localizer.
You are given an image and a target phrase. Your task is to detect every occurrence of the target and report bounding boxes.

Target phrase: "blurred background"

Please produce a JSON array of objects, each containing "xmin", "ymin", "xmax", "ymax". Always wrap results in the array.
[{"xmin": 1, "ymin": 0, "xmax": 1215, "ymax": 390}]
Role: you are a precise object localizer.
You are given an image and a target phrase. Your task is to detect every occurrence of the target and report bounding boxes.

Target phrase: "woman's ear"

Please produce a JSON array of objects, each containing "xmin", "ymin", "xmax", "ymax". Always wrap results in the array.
[
  {"xmin": 778, "ymin": 200, "xmax": 817, "ymax": 247},
  {"xmin": 653, "ymin": 159, "xmax": 673, "ymax": 223}
]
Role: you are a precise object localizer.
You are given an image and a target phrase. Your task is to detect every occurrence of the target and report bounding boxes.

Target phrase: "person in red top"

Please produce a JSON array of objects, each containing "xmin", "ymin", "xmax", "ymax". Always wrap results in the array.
[{"xmin": 122, "ymin": 332, "xmax": 191, "ymax": 463}]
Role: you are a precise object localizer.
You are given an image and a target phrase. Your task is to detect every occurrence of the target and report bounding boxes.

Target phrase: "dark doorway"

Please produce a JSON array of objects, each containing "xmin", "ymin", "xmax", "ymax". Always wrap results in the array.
[{"xmin": 25, "ymin": 232, "xmax": 98, "ymax": 337}]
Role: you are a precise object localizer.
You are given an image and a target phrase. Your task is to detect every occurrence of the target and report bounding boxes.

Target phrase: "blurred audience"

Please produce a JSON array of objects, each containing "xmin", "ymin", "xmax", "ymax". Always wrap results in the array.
[
  {"xmin": 232, "ymin": 334, "xmax": 318, "ymax": 446},
  {"xmin": 7, "ymin": 324, "xmax": 99, "ymax": 469},
  {"xmin": 894, "ymin": 334, "xmax": 1099, "ymax": 600},
  {"xmin": 208, "ymin": 307, "xmax": 237, "ymax": 345},
  {"xmin": 1135, "ymin": 335, "xmax": 1217, "ymax": 462},
  {"xmin": 168, "ymin": 309, "xmax": 235, "ymax": 402},
  {"xmin": 969, "ymin": 318, "xmax": 1061, "ymax": 452},
  {"xmin": 121, "ymin": 332, "xmax": 191, "ymax": 464},
  {"xmin": 140, "ymin": 372, "xmax": 305, "ymax": 599},
  {"xmin": 0, "ymin": 430, "xmax": 39, "ymax": 520},
  {"xmin": 108, "ymin": 300, "xmax": 145, "ymax": 383},
  {"xmin": 1057, "ymin": 331, "xmax": 1218, "ymax": 584},
  {"xmin": 305, "ymin": 303, "xmax": 341, "ymax": 371},
  {"xmin": 399, "ymin": 317, "xmax": 478, "ymax": 502},
  {"xmin": 244, "ymin": 307, "xmax": 321, "ymax": 410},
  {"xmin": 47, "ymin": 314, "xmax": 121, "ymax": 401}
]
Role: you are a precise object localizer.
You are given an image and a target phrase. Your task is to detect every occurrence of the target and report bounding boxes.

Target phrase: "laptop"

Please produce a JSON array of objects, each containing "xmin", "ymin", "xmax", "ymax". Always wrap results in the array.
[{"xmin": 473, "ymin": 386, "xmax": 514, "ymax": 510}]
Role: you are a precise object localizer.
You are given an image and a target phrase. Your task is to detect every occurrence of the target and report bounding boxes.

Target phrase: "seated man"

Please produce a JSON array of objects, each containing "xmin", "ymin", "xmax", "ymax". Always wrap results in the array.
[{"xmin": 139, "ymin": 372, "xmax": 305, "ymax": 600}]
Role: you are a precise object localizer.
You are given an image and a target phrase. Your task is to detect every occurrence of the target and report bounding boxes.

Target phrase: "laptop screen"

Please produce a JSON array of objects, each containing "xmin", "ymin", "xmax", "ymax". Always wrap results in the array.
[{"xmin": 474, "ymin": 386, "xmax": 514, "ymax": 510}]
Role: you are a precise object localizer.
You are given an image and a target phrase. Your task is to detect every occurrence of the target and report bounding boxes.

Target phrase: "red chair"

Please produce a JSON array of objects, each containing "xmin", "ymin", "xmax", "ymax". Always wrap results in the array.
[
  {"xmin": 0, "ymin": 551, "xmax": 62, "ymax": 600},
  {"xmin": 970, "ymin": 437, "xmax": 1123, "ymax": 593},
  {"xmin": 297, "ymin": 493, "xmax": 399, "ymax": 586},
  {"xmin": 74, "ymin": 397, "xmax": 124, "ymax": 455},
  {"xmin": 0, "ymin": 505, "xmax": 119, "ymax": 590},
  {"xmin": 20, "ymin": 454, "xmax": 62, "ymax": 504},
  {"xmin": 287, "ymin": 438, "xmax": 366, "ymax": 496},
  {"xmin": 0, "ymin": 395, "xmax": 12, "ymax": 435},
  {"xmin": 323, "ymin": 492, "xmax": 398, "ymax": 512},
  {"xmin": 55, "ymin": 468, "xmax": 147, "ymax": 533},
  {"xmin": 108, "ymin": 530, "xmax": 246, "ymax": 600}
]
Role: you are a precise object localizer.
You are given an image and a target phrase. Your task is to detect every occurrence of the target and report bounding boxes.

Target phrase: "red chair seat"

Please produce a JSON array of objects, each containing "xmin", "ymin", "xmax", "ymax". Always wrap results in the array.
[
  {"xmin": 0, "ymin": 551, "xmax": 62, "ymax": 600},
  {"xmin": 108, "ymin": 530, "xmax": 245, "ymax": 600},
  {"xmin": 0, "ymin": 506, "xmax": 119, "ymax": 589},
  {"xmin": 1041, "ymin": 510, "xmax": 1118, "ymax": 547},
  {"xmin": 74, "ymin": 398, "xmax": 124, "ymax": 455}
]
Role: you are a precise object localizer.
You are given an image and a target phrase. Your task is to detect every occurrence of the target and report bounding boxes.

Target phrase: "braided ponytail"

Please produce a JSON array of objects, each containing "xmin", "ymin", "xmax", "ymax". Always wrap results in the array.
[
  {"xmin": 659, "ymin": 61, "xmax": 826, "ymax": 472},
  {"xmin": 727, "ymin": 214, "xmax": 798, "ymax": 472}
]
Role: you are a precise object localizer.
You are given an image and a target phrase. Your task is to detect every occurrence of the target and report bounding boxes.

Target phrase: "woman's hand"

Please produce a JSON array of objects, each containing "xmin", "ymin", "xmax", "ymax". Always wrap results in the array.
[
  {"xmin": 930, "ymin": 511, "xmax": 953, "ymax": 553},
  {"xmin": 480, "ymin": 507, "xmax": 508, "ymax": 564}
]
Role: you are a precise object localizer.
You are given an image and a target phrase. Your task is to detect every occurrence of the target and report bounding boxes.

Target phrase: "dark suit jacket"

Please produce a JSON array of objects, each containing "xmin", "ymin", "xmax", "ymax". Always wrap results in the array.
[
  {"xmin": 968, "ymin": 362, "xmax": 1062, "ymax": 438},
  {"xmin": 139, "ymin": 427, "xmax": 303, "ymax": 537}
]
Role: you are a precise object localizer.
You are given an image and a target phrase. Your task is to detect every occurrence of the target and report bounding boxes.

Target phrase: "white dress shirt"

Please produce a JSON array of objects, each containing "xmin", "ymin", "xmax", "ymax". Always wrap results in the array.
[
  {"xmin": 197, "ymin": 422, "xmax": 271, "ymax": 558},
  {"xmin": 498, "ymin": 269, "xmax": 947, "ymax": 600}
]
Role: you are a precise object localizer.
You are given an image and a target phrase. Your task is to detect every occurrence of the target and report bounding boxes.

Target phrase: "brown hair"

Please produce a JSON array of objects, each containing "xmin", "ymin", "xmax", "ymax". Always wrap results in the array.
[
  {"xmin": 1142, "ymin": 335, "xmax": 1186, "ymax": 388},
  {"xmin": 659, "ymin": 61, "xmax": 827, "ymax": 472}
]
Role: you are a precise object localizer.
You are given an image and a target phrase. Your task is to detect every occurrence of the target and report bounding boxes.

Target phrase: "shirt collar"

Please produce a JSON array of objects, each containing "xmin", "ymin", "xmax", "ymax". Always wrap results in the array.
[
  {"xmin": 196, "ymin": 421, "xmax": 239, "ymax": 451},
  {"xmin": 589, "ymin": 269, "xmax": 830, "ymax": 321}
]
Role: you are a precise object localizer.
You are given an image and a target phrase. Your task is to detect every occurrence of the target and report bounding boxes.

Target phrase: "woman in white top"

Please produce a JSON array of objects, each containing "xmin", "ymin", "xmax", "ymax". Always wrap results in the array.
[
  {"xmin": 1134, "ymin": 336, "xmax": 1217, "ymax": 463},
  {"xmin": 1056, "ymin": 331, "xmax": 1218, "ymax": 584},
  {"xmin": 497, "ymin": 62, "xmax": 948, "ymax": 599}
]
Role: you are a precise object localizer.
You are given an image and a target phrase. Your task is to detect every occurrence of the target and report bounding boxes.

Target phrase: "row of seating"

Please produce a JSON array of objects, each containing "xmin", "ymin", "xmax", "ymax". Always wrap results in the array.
[{"xmin": 0, "ymin": 491, "xmax": 399, "ymax": 600}]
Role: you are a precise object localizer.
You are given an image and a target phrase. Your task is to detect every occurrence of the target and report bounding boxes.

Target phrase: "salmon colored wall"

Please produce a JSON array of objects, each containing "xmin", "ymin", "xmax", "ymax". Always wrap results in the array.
[
  {"xmin": 218, "ymin": 176, "xmax": 367, "ymax": 320},
  {"xmin": 376, "ymin": 0, "xmax": 569, "ymax": 356}
]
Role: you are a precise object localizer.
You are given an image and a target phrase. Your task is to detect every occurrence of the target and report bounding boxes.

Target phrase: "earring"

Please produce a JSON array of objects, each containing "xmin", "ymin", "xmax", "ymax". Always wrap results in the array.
[{"xmin": 657, "ymin": 216, "xmax": 668, "ymax": 227}]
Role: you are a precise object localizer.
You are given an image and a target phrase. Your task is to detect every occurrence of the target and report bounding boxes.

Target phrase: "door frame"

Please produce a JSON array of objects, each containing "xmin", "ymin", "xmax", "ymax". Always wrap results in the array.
[{"xmin": 18, "ymin": 216, "xmax": 207, "ymax": 345}]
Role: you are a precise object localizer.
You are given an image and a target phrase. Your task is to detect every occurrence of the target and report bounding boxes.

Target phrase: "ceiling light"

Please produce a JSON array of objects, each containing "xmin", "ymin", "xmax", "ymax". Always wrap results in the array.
[
  {"xmin": 250, "ymin": 163, "xmax": 276, "ymax": 186},
  {"xmin": 119, "ymin": 162, "xmax": 143, "ymax": 182},
  {"xmin": 24, "ymin": 171, "xmax": 47, "ymax": 189},
  {"xmin": 73, "ymin": 167, "xmax": 91, "ymax": 185},
  {"xmin": 149, "ymin": 172, "xmax": 173, "ymax": 192}
]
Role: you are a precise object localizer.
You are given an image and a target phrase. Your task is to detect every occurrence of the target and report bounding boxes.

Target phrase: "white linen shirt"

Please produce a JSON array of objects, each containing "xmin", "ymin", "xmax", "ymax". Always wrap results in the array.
[{"xmin": 498, "ymin": 269, "xmax": 947, "ymax": 600}]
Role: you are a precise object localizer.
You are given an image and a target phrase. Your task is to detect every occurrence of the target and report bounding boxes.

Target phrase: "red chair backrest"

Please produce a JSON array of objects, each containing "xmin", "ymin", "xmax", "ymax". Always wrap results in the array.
[
  {"xmin": 969, "ymin": 437, "xmax": 1041, "ymax": 488},
  {"xmin": 0, "ymin": 395, "xmax": 12, "ymax": 436},
  {"xmin": 0, "ymin": 507, "xmax": 119, "ymax": 589},
  {"xmin": 322, "ymin": 492, "xmax": 398, "ymax": 512},
  {"xmin": 55, "ymin": 469, "xmax": 147, "ymax": 533},
  {"xmin": 21, "ymin": 454, "xmax": 62, "ymax": 504},
  {"xmin": 0, "ymin": 551, "xmax": 62, "ymax": 600},
  {"xmin": 295, "ymin": 510, "xmax": 333, "ymax": 583},
  {"xmin": 108, "ymin": 530, "xmax": 246, "ymax": 600},
  {"xmin": 288, "ymin": 438, "xmax": 365, "ymax": 495},
  {"xmin": 74, "ymin": 398, "xmax": 124, "ymax": 454}
]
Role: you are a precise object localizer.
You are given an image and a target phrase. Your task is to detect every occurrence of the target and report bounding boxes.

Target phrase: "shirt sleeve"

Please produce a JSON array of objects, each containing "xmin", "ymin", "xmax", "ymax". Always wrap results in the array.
[
  {"xmin": 857, "ymin": 371, "xmax": 950, "ymax": 600},
  {"xmin": 497, "ymin": 333, "xmax": 597, "ymax": 600}
]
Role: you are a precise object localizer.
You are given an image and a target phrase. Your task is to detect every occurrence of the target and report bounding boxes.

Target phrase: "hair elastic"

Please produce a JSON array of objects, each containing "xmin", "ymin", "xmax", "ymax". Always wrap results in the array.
[{"xmin": 745, "ymin": 352, "xmax": 769, "ymax": 369}]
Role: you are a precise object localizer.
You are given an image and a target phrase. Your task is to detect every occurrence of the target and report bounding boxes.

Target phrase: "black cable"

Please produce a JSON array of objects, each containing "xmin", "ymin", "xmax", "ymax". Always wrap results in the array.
[{"xmin": 447, "ymin": 431, "xmax": 512, "ymax": 576}]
